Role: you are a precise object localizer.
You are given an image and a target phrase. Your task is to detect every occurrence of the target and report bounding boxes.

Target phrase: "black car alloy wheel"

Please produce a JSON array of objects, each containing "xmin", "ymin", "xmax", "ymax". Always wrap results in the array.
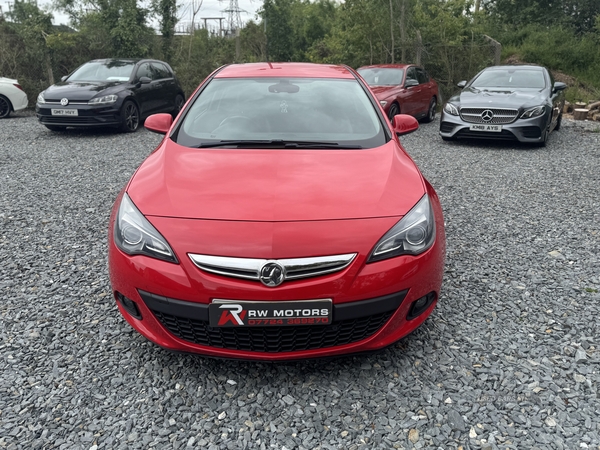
[
  {"xmin": 121, "ymin": 101, "xmax": 140, "ymax": 132},
  {"xmin": 0, "ymin": 95, "xmax": 12, "ymax": 118},
  {"xmin": 424, "ymin": 98, "xmax": 437, "ymax": 123}
]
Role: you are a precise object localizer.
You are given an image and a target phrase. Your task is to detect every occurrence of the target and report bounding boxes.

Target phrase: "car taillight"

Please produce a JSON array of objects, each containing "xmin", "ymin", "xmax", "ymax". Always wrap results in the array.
[{"xmin": 14, "ymin": 84, "xmax": 25, "ymax": 92}]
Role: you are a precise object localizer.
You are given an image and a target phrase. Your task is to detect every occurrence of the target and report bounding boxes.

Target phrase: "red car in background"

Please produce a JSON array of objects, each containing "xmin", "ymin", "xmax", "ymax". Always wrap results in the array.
[
  {"xmin": 357, "ymin": 64, "xmax": 439, "ymax": 122},
  {"xmin": 109, "ymin": 62, "xmax": 445, "ymax": 360}
]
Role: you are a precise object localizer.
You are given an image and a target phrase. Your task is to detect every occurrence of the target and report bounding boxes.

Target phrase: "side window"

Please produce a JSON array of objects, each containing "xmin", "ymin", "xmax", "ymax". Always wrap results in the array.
[
  {"xmin": 406, "ymin": 67, "xmax": 418, "ymax": 84},
  {"xmin": 136, "ymin": 63, "xmax": 152, "ymax": 80},
  {"xmin": 417, "ymin": 68, "xmax": 429, "ymax": 84},
  {"xmin": 151, "ymin": 62, "xmax": 171, "ymax": 80}
]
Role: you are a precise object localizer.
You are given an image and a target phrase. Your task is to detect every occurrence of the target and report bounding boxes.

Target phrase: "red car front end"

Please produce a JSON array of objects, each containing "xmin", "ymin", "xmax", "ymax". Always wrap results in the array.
[{"xmin": 108, "ymin": 63, "xmax": 445, "ymax": 360}]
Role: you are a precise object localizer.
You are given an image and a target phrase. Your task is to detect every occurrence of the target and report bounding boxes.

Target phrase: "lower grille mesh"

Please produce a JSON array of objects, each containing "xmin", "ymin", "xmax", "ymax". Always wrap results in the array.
[{"xmin": 151, "ymin": 310, "xmax": 394, "ymax": 353}]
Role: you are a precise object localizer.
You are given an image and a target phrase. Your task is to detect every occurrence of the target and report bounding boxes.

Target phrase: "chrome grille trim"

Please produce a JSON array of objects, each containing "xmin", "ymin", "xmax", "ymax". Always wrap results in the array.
[
  {"xmin": 460, "ymin": 108, "xmax": 518, "ymax": 124},
  {"xmin": 44, "ymin": 101, "xmax": 89, "ymax": 105},
  {"xmin": 188, "ymin": 253, "xmax": 357, "ymax": 284}
]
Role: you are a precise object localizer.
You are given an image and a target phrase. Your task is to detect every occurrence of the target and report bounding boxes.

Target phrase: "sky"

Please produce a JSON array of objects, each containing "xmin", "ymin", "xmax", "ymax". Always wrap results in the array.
[{"xmin": 3, "ymin": 0, "xmax": 262, "ymax": 28}]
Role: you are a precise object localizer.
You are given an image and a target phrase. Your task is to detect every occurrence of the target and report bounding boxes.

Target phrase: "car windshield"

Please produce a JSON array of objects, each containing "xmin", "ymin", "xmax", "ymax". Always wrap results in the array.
[
  {"xmin": 174, "ymin": 77, "xmax": 386, "ymax": 149},
  {"xmin": 470, "ymin": 69, "xmax": 546, "ymax": 89},
  {"xmin": 357, "ymin": 68, "xmax": 404, "ymax": 86},
  {"xmin": 68, "ymin": 61, "xmax": 135, "ymax": 82}
]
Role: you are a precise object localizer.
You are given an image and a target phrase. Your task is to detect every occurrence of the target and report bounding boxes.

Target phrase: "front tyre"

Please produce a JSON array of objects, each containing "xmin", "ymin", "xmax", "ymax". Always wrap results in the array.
[
  {"xmin": 423, "ymin": 97, "xmax": 437, "ymax": 123},
  {"xmin": 554, "ymin": 112, "xmax": 562, "ymax": 131},
  {"xmin": 387, "ymin": 103, "xmax": 400, "ymax": 120},
  {"xmin": 120, "ymin": 100, "xmax": 140, "ymax": 132},
  {"xmin": 0, "ymin": 95, "xmax": 12, "ymax": 118}
]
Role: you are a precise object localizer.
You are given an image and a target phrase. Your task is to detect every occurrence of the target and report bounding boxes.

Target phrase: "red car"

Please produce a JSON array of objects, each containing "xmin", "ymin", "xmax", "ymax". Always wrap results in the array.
[
  {"xmin": 357, "ymin": 64, "xmax": 439, "ymax": 122},
  {"xmin": 108, "ymin": 62, "xmax": 445, "ymax": 360}
]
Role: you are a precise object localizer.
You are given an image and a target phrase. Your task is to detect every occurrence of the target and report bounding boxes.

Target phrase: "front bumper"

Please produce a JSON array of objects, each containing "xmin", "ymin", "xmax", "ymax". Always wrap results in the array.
[
  {"xmin": 36, "ymin": 102, "xmax": 123, "ymax": 128},
  {"xmin": 439, "ymin": 110, "xmax": 549, "ymax": 143},
  {"xmin": 108, "ymin": 189, "xmax": 446, "ymax": 360}
]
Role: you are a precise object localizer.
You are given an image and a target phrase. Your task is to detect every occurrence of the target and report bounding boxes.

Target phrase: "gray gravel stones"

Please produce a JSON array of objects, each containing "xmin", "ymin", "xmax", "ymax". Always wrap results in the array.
[{"xmin": 1, "ymin": 114, "xmax": 599, "ymax": 449}]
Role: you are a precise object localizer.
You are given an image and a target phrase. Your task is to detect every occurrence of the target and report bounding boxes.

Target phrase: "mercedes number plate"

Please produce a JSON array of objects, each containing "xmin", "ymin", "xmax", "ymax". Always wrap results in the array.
[
  {"xmin": 470, "ymin": 124, "xmax": 501, "ymax": 132},
  {"xmin": 51, "ymin": 109, "xmax": 78, "ymax": 116},
  {"xmin": 209, "ymin": 299, "xmax": 332, "ymax": 327}
]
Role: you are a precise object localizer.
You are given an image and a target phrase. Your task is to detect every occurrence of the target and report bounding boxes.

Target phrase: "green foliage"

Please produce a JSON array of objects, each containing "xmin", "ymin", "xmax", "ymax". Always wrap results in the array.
[
  {"xmin": 4, "ymin": 0, "xmax": 600, "ymax": 107},
  {"xmin": 263, "ymin": 0, "xmax": 294, "ymax": 61}
]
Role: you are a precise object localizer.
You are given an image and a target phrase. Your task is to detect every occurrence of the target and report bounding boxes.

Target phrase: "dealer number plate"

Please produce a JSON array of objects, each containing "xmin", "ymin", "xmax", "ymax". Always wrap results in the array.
[
  {"xmin": 470, "ymin": 124, "xmax": 502, "ymax": 132},
  {"xmin": 209, "ymin": 299, "xmax": 332, "ymax": 327},
  {"xmin": 51, "ymin": 109, "xmax": 78, "ymax": 116}
]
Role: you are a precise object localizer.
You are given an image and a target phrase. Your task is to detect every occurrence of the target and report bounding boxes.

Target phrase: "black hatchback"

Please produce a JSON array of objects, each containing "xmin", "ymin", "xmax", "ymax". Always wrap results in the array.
[{"xmin": 36, "ymin": 58, "xmax": 185, "ymax": 132}]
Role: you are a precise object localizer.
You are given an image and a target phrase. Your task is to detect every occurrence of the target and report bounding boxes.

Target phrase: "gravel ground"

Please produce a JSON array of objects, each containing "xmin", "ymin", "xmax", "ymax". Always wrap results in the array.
[{"xmin": 1, "ymin": 113, "xmax": 599, "ymax": 450}]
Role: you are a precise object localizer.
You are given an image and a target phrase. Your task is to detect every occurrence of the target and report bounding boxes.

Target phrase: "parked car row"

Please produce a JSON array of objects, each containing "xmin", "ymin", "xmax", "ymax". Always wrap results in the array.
[{"xmin": 7, "ymin": 60, "xmax": 564, "ymax": 148}]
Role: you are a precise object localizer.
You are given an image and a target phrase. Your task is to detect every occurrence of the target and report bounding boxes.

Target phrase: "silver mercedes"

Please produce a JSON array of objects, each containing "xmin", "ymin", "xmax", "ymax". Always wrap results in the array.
[{"xmin": 440, "ymin": 65, "xmax": 566, "ymax": 147}]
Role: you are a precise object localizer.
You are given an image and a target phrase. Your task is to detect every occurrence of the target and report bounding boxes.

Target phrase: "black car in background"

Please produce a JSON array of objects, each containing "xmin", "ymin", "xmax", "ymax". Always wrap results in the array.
[
  {"xmin": 36, "ymin": 59, "xmax": 185, "ymax": 132},
  {"xmin": 440, "ymin": 65, "xmax": 566, "ymax": 146}
]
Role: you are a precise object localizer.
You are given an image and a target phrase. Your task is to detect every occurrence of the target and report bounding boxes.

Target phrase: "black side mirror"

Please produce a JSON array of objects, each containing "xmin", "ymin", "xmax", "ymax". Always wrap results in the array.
[
  {"xmin": 553, "ymin": 82, "xmax": 567, "ymax": 93},
  {"xmin": 404, "ymin": 79, "xmax": 419, "ymax": 88},
  {"xmin": 139, "ymin": 76, "xmax": 152, "ymax": 84},
  {"xmin": 457, "ymin": 80, "xmax": 467, "ymax": 88}
]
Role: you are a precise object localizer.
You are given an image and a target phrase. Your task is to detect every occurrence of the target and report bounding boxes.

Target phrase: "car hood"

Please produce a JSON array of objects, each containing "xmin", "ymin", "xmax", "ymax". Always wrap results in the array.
[
  {"xmin": 369, "ymin": 86, "xmax": 399, "ymax": 99},
  {"xmin": 452, "ymin": 87, "xmax": 546, "ymax": 108},
  {"xmin": 127, "ymin": 140, "xmax": 426, "ymax": 221},
  {"xmin": 43, "ymin": 81, "xmax": 124, "ymax": 101}
]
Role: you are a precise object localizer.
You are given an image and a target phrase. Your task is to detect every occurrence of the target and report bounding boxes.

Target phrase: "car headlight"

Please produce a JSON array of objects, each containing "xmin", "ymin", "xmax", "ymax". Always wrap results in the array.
[
  {"xmin": 367, "ymin": 194, "xmax": 435, "ymax": 263},
  {"xmin": 380, "ymin": 100, "xmax": 388, "ymax": 107},
  {"xmin": 37, "ymin": 93, "xmax": 46, "ymax": 104},
  {"xmin": 114, "ymin": 193, "xmax": 178, "ymax": 263},
  {"xmin": 443, "ymin": 103, "xmax": 459, "ymax": 116},
  {"xmin": 89, "ymin": 95, "xmax": 118, "ymax": 105},
  {"xmin": 520, "ymin": 105, "xmax": 545, "ymax": 119}
]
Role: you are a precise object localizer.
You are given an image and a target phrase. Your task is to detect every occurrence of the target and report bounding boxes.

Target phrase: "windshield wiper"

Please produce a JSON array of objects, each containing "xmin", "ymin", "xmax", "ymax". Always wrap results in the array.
[{"xmin": 195, "ymin": 139, "xmax": 362, "ymax": 149}]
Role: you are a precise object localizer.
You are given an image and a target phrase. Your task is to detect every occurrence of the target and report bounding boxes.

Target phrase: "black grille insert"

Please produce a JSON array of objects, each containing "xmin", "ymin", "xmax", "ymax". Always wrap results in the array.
[
  {"xmin": 139, "ymin": 290, "xmax": 407, "ymax": 353},
  {"xmin": 152, "ymin": 310, "xmax": 394, "ymax": 352}
]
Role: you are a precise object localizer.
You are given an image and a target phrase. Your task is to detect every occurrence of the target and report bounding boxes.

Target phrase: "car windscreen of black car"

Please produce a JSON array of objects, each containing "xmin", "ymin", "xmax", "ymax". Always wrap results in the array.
[
  {"xmin": 69, "ymin": 61, "xmax": 135, "ymax": 82},
  {"xmin": 174, "ymin": 77, "xmax": 387, "ymax": 149}
]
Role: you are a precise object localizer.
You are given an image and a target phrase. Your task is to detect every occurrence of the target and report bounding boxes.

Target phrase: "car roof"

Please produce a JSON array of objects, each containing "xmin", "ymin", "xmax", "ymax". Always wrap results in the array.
[
  {"xmin": 89, "ymin": 58, "xmax": 141, "ymax": 63},
  {"xmin": 358, "ymin": 64, "xmax": 414, "ymax": 70},
  {"xmin": 215, "ymin": 63, "xmax": 356, "ymax": 79},
  {"xmin": 483, "ymin": 65, "xmax": 544, "ymax": 71}
]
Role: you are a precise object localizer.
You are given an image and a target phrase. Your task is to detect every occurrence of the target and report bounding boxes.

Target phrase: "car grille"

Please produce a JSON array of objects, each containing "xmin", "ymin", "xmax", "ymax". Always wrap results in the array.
[
  {"xmin": 40, "ymin": 116, "xmax": 101, "ymax": 125},
  {"xmin": 455, "ymin": 129, "xmax": 517, "ymax": 141},
  {"xmin": 152, "ymin": 310, "xmax": 394, "ymax": 352},
  {"xmin": 188, "ymin": 253, "xmax": 356, "ymax": 286},
  {"xmin": 460, "ymin": 108, "xmax": 518, "ymax": 124},
  {"xmin": 139, "ymin": 289, "xmax": 407, "ymax": 353}
]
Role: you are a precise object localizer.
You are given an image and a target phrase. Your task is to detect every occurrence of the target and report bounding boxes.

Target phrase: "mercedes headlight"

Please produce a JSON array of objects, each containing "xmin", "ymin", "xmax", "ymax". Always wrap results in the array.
[
  {"xmin": 443, "ymin": 103, "xmax": 459, "ymax": 116},
  {"xmin": 368, "ymin": 194, "xmax": 435, "ymax": 263},
  {"xmin": 520, "ymin": 105, "xmax": 545, "ymax": 119},
  {"xmin": 114, "ymin": 193, "xmax": 178, "ymax": 263}
]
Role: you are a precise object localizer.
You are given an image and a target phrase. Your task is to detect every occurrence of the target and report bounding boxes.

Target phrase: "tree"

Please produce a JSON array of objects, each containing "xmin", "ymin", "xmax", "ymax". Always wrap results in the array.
[
  {"xmin": 263, "ymin": 0, "xmax": 294, "ymax": 61},
  {"xmin": 152, "ymin": 0, "xmax": 178, "ymax": 60}
]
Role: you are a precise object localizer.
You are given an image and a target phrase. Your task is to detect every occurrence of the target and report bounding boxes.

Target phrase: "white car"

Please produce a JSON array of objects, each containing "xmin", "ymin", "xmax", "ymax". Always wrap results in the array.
[{"xmin": 0, "ymin": 77, "xmax": 28, "ymax": 118}]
